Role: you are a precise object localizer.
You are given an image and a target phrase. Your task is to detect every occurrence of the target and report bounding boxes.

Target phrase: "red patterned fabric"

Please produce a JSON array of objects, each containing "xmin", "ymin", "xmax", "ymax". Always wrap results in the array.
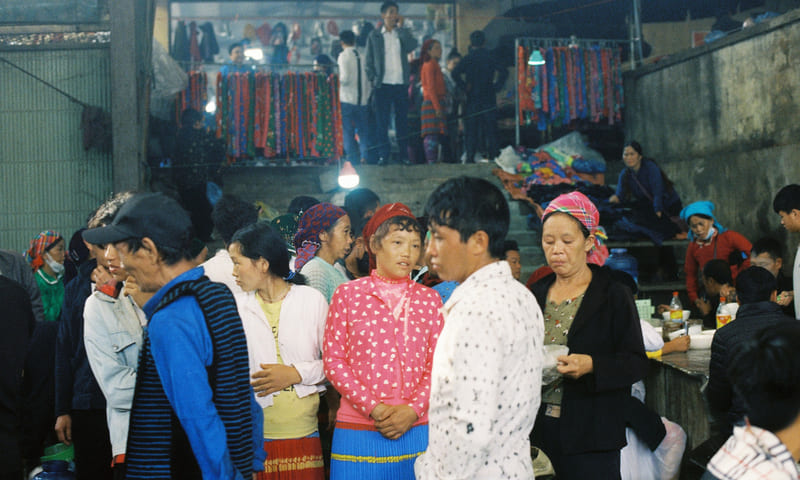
[
  {"xmin": 293, "ymin": 203, "xmax": 347, "ymax": 271},
  {"xmin": 25, "ymin": 230, "xmax": 62, "ymax": 271},
  {"xmin": 543, "ymin": 191, "xmax": 609, "ymax": 265}
]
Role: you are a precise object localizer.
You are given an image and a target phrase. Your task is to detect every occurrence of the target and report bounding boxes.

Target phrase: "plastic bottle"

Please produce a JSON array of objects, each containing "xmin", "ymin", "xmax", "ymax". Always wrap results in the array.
[
  {"xmin": 716, "ymin": 295, "xmax": 732, "ymax": 329},
  {"xmin": 669, "ymin": 291, "xmax": 683, "ymax": 321}
]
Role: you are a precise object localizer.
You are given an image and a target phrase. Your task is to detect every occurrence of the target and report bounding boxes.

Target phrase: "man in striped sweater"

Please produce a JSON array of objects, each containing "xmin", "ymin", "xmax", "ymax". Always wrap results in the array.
[{"xmin": 83, "ymin": 193, "xmax": 264, "ymax": 480}]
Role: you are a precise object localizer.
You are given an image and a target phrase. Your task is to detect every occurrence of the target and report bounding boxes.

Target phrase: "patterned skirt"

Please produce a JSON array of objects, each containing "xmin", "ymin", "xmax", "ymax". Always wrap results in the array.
[
  {"xmin": 329, "ymin": 422, "xmax": 428, "ymax": 480},
  {"xmin": 420, "ymin": 99, "xmax": 446, "ymax": 137},
  {"xmin": 256, "ymin": 434, "xmax": 325, "ymax": 480}
]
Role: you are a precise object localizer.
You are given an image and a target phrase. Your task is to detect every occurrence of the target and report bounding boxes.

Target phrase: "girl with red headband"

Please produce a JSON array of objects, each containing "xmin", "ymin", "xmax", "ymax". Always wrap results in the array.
[{"xmin": 323, "ymin": 203, "xmax": 444, "ymax": 479}]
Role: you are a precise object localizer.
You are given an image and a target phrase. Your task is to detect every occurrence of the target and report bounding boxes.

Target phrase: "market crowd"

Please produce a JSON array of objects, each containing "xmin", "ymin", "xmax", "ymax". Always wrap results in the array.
[{"xmin": 3, "ymin": 173, "xmax": 800, "ymax": 480}]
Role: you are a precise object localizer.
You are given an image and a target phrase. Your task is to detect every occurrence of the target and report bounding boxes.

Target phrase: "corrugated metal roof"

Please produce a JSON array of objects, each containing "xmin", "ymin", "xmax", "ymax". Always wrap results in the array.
[{"xmin": 0, "ymin": 47, "xmax": 113, "ymax": 252}]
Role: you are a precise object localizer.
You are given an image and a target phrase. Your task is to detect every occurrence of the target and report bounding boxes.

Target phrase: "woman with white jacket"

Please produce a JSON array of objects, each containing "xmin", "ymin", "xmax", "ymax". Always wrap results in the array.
[{"xmin": 229, "ymin": 222, "xmax": 329, "ymax": 480}]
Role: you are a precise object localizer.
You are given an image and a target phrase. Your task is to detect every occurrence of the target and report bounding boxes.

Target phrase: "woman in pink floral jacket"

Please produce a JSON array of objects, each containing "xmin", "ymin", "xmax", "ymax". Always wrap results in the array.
[{"xmin": 323, "ymin": 203, "xmax": 444, "ymax": 480}]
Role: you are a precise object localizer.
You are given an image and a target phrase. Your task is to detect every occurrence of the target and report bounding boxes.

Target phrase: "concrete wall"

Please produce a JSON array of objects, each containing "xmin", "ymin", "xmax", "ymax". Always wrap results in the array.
[{"xmin": 624, "ymin": 8, "xmax": 800, "ymax": 253}]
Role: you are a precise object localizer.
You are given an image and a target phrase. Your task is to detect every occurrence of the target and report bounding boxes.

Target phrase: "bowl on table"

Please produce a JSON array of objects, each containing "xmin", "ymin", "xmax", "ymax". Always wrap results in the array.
[{"xmin": 689, "ymin": 330, "xmax": 715, "ymax": 350}]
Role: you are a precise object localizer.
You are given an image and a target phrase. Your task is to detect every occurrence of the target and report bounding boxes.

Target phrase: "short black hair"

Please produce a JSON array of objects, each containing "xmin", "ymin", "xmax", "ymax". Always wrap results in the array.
[
  {"xmin": 735, "ymin": 266, "xmax": 777, "ymax": 304},
  {"xmin": 356, "ymin": 22, "xmax": 374, "ymax": 48},
  {"xmin": 380, "ymin": 1, "xmax": 398, "ymax": 14},
  {"xmin": 469, "ymin": 30, "xmax": 486, "ymax": 47},
  {"xmin": 287, "ymin": 196, "xmax": 319, "ymax": 216},
  {"xmin": 446, "ymin": 49, "xmax": 462, "ymax": 62},
  {"xmin": 624, "ymin": 140, "xmax": 644, "ymax": 156},
  {"xmin": 702, "ymin": 259, "xmax": 732, "ymax": 285},
  {"xmin": 729, "ymin": 322, "xmax": 800, "ymax": 432},
  {"xmin": 121, "ymin": 236, "xmax": 194, "ymax": 267},
  {"xmin": 180, "ymin": 108, "xmax": 203, "ymax": 127},
  {"xmin": 773, "ymin": 184, "xmax": 800, "ymax": 214},
  {"xmin": 228, "ymin": 42, "xmax": 243, "ymax": 55},
  {"xmin": 230, "ymin": 222, "xmax": 305, "ymax": 285},
  {"xmin": 425, "ymin": 176, "xmax": 509, "ymax": 258},
  {"xmin": 339, "ymin": 30, "xmax": 356, "ymax": 46},
  {"xmin": 344, "ymin": 188, "xmax": 380, "ymax": 221},
  {"xmin": 212, "ymin": 195, "xmax": 259, "ymax": 246},
  {"xmin": 751, "ymin": 237, "xmax": 783, "ymax": 261},
  {"xmin": 503, "ymin": 239, "xmax": 519, "ymax": 254}
]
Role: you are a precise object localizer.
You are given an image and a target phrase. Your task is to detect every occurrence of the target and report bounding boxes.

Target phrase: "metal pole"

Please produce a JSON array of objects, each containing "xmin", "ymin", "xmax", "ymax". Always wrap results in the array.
[
  {"xmin": 515, "ymin": 37, "xmax": 520, "ymax": 147},
  {"xmin": 632, "ymin": 0, "xmax": 644, "ymax": 65}
]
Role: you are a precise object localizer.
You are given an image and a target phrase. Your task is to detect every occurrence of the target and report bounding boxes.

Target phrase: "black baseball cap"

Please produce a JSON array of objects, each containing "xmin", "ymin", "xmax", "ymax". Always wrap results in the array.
[{"xmin": 83, "ymin": 193, "xmax": 192, "ymax": 249}]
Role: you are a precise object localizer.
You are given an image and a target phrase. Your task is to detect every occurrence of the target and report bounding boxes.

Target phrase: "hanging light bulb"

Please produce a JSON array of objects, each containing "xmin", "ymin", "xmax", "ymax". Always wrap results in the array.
[
  {"xmin": 528, "ymin": 49, "xmax": 545, "ymax": 66},
  {"xmin": 338, "ymin": 161, "xmax": 360, "ymax": 189}
]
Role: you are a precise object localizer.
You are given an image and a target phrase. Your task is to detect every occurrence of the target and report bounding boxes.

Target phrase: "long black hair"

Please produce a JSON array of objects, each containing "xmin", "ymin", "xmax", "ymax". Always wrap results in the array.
[{"xmin": 231, "ymin": 222, "xmax": 305, "ymax": 285}]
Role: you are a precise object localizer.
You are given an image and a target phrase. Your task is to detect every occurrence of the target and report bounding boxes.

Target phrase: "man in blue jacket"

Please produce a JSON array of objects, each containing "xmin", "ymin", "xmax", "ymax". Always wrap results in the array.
[{"xmin": 83, "ymin": 193, "xmax": 264, "ymax": 479}]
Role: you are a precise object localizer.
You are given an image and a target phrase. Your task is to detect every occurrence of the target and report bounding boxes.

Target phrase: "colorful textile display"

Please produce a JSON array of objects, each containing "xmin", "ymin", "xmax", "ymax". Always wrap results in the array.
[
  {"xmin": 215, "ymin": 71, "xmax": 344, "ymax": 161},
  {"xmin": 517, "ymin": 44, "xmax": 623, "ymax": 130},
  {"xmin": 176, "ymin": 71, "xmax": 208, "ymax": 126}
]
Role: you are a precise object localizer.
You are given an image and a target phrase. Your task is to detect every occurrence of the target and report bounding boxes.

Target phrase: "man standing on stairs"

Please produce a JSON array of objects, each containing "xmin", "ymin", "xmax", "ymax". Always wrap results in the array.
[{"xmin": 365, "ymin": 1, "xmax": 418, "ymax": 165}]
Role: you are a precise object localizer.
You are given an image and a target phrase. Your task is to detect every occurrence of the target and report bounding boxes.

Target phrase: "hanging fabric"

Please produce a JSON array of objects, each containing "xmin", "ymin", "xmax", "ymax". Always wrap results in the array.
[
  {"xmin": 516, "ymin": 41, "xmax": 624, "ymax": 131},
  {"xmin": 176, "ymin": 71, "xmax": 208, "ymax": 126},
  {"xmin": 207, "ymin": 70, "xmax": 343, "ymax": 162}
]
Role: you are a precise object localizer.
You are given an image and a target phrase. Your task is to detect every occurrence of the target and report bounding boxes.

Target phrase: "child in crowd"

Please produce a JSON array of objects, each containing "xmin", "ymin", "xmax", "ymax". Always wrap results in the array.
[{"xmin": 324, "ymin": 203, "xmax": 444, "ymax": 479}]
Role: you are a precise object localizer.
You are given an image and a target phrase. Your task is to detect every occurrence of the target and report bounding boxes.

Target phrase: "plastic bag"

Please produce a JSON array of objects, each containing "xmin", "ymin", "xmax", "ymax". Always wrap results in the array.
[
  {"xmin": 541, "ymin": 344, "xmax": 569, "ymax": 385},
  {"xmin": 536, "ymin": 131, "xmax": 606, "ymax": 167},
  {"xmin": 494, "ymin": 145, "xmax": 522, "ymax": 174},
  {"xmin": 151, "ymin": 39, "xmax": 188, "ymax": 100}
]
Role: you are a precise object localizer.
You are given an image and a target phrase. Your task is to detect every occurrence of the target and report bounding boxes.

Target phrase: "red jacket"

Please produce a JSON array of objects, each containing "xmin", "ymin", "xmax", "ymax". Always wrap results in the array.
[
  {"xmin": 421, "ymin": 60, "xmax": 446, "ymax": 113},
  {"xmin": 684, "ymin": 230, "xmax": 752, "ymax": 302}
]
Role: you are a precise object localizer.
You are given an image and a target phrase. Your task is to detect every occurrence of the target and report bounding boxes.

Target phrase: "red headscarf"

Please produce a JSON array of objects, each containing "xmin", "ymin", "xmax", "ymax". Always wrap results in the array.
[
  {"xmin": 293, "ymin": 202, "xmax": 347, "ymax": 271},
  {"xmin": 543, "ymin": 191, "xmax": 609, "ymax": 265},
  {"xmin": 25, "ymin": 230, "xmax": 63, "ymax": 271},
  {"xmin": 362, "ymin": 202, "xmax": 416, "ymax": 271}
]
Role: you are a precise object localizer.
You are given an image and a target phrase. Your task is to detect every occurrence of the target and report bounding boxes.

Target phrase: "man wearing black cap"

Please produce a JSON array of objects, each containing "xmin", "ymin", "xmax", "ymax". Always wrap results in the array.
[{"xmin": 83, "ymin": 193, "xmax": 264, "ymax": 479}]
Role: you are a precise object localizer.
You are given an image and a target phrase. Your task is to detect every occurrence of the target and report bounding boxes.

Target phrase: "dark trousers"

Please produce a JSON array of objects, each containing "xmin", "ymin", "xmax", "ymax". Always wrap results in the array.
[
  {"xmin": 464, "ymin": 102, "xmax": 497, "ymax": 162},
  {"xmin": 531, "ymin": 408, "xmax": 621, "ymax": 480},
  {"xmin": 71, "ymin": 409, "xmax": 112, "ymax": 480},
  {"xmin": 373, "ymin": 84, "xmax": 409, "ymax": 163},
  {"xmin": 341, "ymin": 102, "xmax": 370, "ymax": 163}
]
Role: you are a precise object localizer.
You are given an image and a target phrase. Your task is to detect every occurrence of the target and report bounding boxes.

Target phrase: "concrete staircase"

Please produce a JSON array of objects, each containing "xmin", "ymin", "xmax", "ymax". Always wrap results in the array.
[{"xmin": 223, "ymin": 162, "xmax": 545, "ymax": 281}]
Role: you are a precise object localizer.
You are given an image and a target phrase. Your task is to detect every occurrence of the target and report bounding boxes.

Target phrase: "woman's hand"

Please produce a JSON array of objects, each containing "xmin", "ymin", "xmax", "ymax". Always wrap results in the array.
[
  {"xmin": 609, "ymin": 195, "xmax": 620, "ymax": 204},
  {"xmin": 251, "ymin": 363, "xmax": 302, "ymax": 396},
  {"xmin": 556, "ymin": 354, "xmax": 593, "ymax": 379},
  {"xmin": 91, "ymin": 264, "xmax": 113, "ymax": 286},
  {"xmin": 372, "ymin": 404, "xmax": 418, "ymax": 440},
  {"xmin": 663, "ymin": 335, "xmax": 690, "ymax": 354}
]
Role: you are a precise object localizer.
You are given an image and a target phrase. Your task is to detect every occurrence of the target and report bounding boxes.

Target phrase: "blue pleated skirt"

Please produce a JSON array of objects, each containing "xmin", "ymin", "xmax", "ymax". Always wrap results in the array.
[{"xmin": 329, "ymin": 422, "xmax": 428, "ymax": 480}]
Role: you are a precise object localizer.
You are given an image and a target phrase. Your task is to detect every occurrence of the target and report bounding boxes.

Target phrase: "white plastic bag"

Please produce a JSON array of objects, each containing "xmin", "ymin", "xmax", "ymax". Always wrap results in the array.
[
  {"xmin": 541, "ymin": 345, "xmax": 569, "ymax": 385},
  {"xmin": 151, "ymin": 39, "xmax": 188, "ymax": 100}
]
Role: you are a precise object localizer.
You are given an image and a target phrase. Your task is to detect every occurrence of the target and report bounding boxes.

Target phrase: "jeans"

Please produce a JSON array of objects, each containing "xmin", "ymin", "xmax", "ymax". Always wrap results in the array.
[
  {"xmin": 340, "ymin": 102, "xmax": 370, "ymax": 163},
  {"xmin": 374, "ymin": 84, "xmax": 409, "ymax": 163}
]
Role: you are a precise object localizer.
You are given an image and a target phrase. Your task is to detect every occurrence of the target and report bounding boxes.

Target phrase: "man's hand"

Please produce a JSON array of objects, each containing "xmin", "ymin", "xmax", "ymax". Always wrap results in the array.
[
  {"xmin": 55, "ymin": 414, "xmax": 72, "ymax": 445},
  {"xmin": 373, "ymin": 404, "xmax": 418, "ymax": 440},
  {"xmin": 556, "ymin": 354, "xmax": 594, "ymax": 380},
  {"xmin": 123, "ymin": 275, "xmax": 153, "ymax": 308},
  {"xmin": 776, "ymin": 290, "xmax": 793, "ymax": 306},
  {"xmin": 695, "ymin": 298, "xmax": 712, "ymax": 316},
  {"xmin": 251, "ymin": 364, "xmax": 302, "ymax": 396}
]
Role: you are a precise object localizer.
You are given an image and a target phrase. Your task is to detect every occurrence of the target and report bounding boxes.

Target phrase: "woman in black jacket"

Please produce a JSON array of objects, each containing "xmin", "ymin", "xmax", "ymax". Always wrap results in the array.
[{"xmin": 530, "ymin": 191, "xmax": 648, "ymax": 480}]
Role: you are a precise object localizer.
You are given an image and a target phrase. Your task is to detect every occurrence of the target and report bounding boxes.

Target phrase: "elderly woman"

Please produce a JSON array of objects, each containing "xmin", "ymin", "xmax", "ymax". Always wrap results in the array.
[
  {"xmin": 229, "ymin": 222, "xmax": 329, "ymax": 479},
  {"xmin": 25, "ymin": 230, "xmax": 66, "ymax": 322},
  {"xmin": 530, "ymin": 191, "xmax": 648, "ymax": 479},
  {"xmin": 679, "ymin": 200, "xmax": 751, "ymax": 311},
  {"xmin": 293, "ymin": 203, "xmax": 353, "ymax": 303},
  {"xmin": 323, "ymin": 203, "xmax": 444, "ymax": 479}
]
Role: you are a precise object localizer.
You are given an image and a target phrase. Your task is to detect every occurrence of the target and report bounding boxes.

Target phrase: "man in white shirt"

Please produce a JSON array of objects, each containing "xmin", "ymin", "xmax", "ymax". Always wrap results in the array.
[
  {"xmin": 338, "ymin": 30, "xmax": 372, "ymax": 165},
  {"xmin": 415, "ymin": 176, "xmax": 545, "ymax": 479},
  {"xmin": 202, "ymin": 194, "xmax": 259, "ymax": 295},
  {"xmin": 365, "ymin": 1, "xmax": 418, "ymax": 165},
  {"xmin": 772, "ymin": 184, "xmax": 800, "ymax": 319}
]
